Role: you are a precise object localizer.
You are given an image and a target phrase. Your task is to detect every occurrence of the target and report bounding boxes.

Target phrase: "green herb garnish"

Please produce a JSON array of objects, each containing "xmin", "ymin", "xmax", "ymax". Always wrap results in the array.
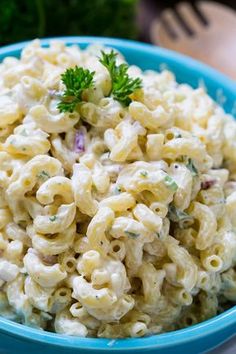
[
  {"xmin": 164, "ymin": 175, "xmax": 178, "ymax": 192},
  {"xmin": 99, "ymin": 50, "xmax": 142, "ymax": 106},
  {"xmin": 37, "ymin": 170, "xmax": 50, "ymax": 179},
  {"xmin": 49, "ymin": 215, "xmax": 57, "ymax": 222},
  {"xmin": 57, "ymin": 66, "xmax": 95, "ymax": 113},
  {"xmin": 167, "ymin": 204, "xmax": 193, "ymax": 228},
  {"xmin": 186, "ymin": 158, "xmax": 198, "ymax": 176},
  {"xmin": 140, "ymin": 170, "xmax": 148, "ymax": 178},
  {"xmin": 20, "ymin": 129, "xmax": 28, "ymax": 137},
  {"xmin": 124, "ymin": 230, "xmax": 140, "ymax": 238},
  {"xmin": 114, "ymin": 185, "xmax": 122, "ymax": 195},
  {"xmin": 9, "ymin": 138, "xmax": 15, "ymax": 145}
]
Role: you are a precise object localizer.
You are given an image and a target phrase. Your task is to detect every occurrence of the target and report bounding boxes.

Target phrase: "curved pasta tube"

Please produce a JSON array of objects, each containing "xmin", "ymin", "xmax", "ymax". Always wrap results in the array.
[
  {"xmin": 86, "ymin": 294, "xmax": 135, "ymax": 322},
  {"xmin": 29, "ymin": 105, "xmax": 80, "ymax": 133},
  {"xmin": 104, "ymin": 121, "xmax": 140, "ymax": 162},
  {"xmin": 223, "ymin": 117, "xmax": 236, "ymax": 163},
  {"xmin": 3, "ymin": 125, "xmax": 50, "ymax": 157},
  {"xmin": 110, "ymin": 216, "xmax": 153, "ymax": 242},
  {"xmin": 139, "ymin": 263, "xmax": 165, "ymax": 304},
  {"xmin": 50, "ymin": 287, "xmax": 72, "ymax": 314},
  {"xmin": 221, "ymin": 269, "xmax": 236, "ymax": 301},
  {"xmin": 72, "ymin": 275, "xmax": 134, "ymax": 322},
  {"xmin": 69, "ymin": 302, "xmax": 100, "ymax": 330},
  {"xmin": 162, "ymin": 137, "xmax": 211, "ymax": 165},
  {"xmin": 78, "ymin": 252, "xmax": 129, "ymax": 297},
  {"xmin": 6, "ymin": 155, "xmax": 62, "ymax": 197},
  {"xmin": 125, "ymin": 239, "xmax": 145, "ymax": 270},
  {"xmin": 0, "ymin": 208, "xmax": 12, "ymax": 230},
  {"xmin": 87, "ymin": 207, "xmax": 114, "ymax": 255},
  {"xmin": 205, "ymin": 114, "xmax": 224, "ymax": 167},
  {"xmin": 6, "ymin": 155, "xmax": 63, "ymax": 222},
  {"xmin": 0, "ymin": 259, "xmax": 20, "ymax": 282},
  {"xmin": 72, "ymin": 163, "xmax": 98, "ymax": 217},
  {"xmin": 24, "ymin": 276, "xmax": 54, "ymax": 312},
  {"xmin": 99, "ymin": 193, "xmax": 135, "ymax": 212},
  {"xmin": 80, "ymin": 154, "xmax": 110, "ymax": 194},
  {"xmin": 5, "ymin": 274, "xmax": 32, "ymax": 319},
  {"xmin": 34, "ymin": 176, "xmax": 75, "ymax": 235},
  {"xmin": 169, "ymin": 163, "xmax": 192, "ymax": 211},
  {"xmin": 189, "ymin": 202, "xmax": 217, "ymax": 250},
  {"xmin": 146, "ymin": 134, "xmax": 164, "ymax": 161},
  {"xmin": 165, "ymin": 284, "xmax": 192, "ymax": 306},
  {"xmin": 21, "ymin": 75, "xmax": 46, "ymax": 98},
  {"xmin": 80, "ymin": 97, "xmax": 123, "ymax": 128},
  {"xmin": 201, "ymin": 230, "xmax": 236, "ymax": 272},
  {"xmin": 117, "ymin": 162, "xmax": 175, "ymax": 204},
  {"xmin": 34, "ymin": 203, "xmax": 76, "ymax": 234},
  {"xmin": 50, "ymin": 133, "xmax": 78, "ymax": 173},
  {"xmin": 226, "ymin": 191, "xmax": 236, "ymax": 227},
  {"xmin": 36, "ymin": 176, "xmax": 73, "ymax": 204},
  {"xmin": 129, "ymin": 101, "xmax": 171, "ymax": 130},
  {"xmin": 23, "ymin": 196, "xmax": 44, "ymax": 220},
  {"xmin": 110, "ymin": 216, "xmax": 154, "ymax": 270},
  {"xmin": 55, "ymin": 309, "xmax": 88, "ymax": 337},
  {"xmin": 0, "ymin": 95, "xmax": 21, "ymax": 128},
  {"xmin": 73, "ymin": 276, "xmax": 117, "ymax": 309},
  {"xmin": 133, "ymin": 204, "xmax": 162, "ymax": 233},
  {"xmin": 24, "ymin": 250, "xmax": 67, "ymax": 287},
  {"xmin": 29, "ymin": 223, "xmax": 76, "ymax": 256},
  {"xmin": 0, "ymin": 151, "xmax": 26, "ymax": 189},
  {"xmin": 165, "ymin": 239, "xmax": 198, "ymax": 291},
  {"xmin": 3, "ymin": 51, "xmax": 43, "ymax": 89},
  {"xmin": 5, "ymin": 221, "xmax": 31, "ymax": 246}
]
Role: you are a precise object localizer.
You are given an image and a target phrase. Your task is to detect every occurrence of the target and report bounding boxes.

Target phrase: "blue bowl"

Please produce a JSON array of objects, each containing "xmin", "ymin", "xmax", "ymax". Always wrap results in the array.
[{"xmin": 0, "ymin": 37, "xmax": 235, "ymax": 354}]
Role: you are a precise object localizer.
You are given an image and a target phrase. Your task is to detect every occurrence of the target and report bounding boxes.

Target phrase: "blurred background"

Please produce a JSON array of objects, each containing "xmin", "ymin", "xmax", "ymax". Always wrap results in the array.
[
  {"xmin": 1, "ymin": 0, "xmax": 236, "ymax": 78},
  {"xmin": 0, "ymin": 0, "xmax": 235, "ymax": 44}
]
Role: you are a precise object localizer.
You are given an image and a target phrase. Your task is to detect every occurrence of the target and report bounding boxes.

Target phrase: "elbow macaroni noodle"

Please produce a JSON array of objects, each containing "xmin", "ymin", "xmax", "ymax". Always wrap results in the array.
[{"xmin": 0, "ymin": 39, "xmax": 235, "ymax": 337}]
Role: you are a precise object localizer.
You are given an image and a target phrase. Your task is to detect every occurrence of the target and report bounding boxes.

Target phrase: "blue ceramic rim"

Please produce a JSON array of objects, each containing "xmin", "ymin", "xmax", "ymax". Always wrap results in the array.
[{"xmin": 0, "ymin": 36, "xmax": 235, "ymax": 351}]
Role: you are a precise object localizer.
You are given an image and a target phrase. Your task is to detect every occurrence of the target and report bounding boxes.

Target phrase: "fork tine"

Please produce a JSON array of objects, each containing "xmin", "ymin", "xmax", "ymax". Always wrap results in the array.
[
  {"xmin": 160, "ymin": 8, "xmax": 188, "ymax": 40},
  {"xmin": 176, "ymin": 2, "xmax": 206, "ymax": 34}
]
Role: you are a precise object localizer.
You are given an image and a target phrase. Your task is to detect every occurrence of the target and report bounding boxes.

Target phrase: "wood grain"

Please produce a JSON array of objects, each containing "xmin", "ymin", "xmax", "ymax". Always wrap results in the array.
[{"xmin": 150, "ymin": 1, "xmax": 236, "ymax": 80}]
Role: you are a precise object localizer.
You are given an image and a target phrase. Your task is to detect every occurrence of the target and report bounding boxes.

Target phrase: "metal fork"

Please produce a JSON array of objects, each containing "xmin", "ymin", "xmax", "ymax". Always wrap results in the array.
[{"xmin": 150, "ymin": 1, "xmax": 236, "ymax": 79}]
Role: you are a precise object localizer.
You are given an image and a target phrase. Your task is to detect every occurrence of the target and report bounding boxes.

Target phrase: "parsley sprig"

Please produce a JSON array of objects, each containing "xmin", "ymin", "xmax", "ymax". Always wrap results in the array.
[
  {"xmin": 99, "ymin": 50, "xmax": 142, "ymax": 106},
  {"xmin": 57, "ymin": 50, "xmax": 142, "ymax": 113},
  {"xmin": 57, "ymin": 66, "xmax": 95, "ymax": 113}
]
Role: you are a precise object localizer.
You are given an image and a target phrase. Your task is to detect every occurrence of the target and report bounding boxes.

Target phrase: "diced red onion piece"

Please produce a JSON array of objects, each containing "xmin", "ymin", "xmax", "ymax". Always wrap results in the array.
[
  {"xmin": 201, "ymin": 179, "xmax": 216, "ymax": 190},
  {"xmin": 41, "ymin": 255, "xmax": 58, "ymax": 265},
  {"xmin": 74, "ymin": 130, "xmax": 85, "ymax": 153}
]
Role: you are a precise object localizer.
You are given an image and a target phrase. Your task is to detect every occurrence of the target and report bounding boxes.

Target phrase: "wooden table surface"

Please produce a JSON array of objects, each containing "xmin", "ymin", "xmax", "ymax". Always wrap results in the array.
[{"xmin": 138, "ymin": 0, "xmax": 236, "ymax": 43}]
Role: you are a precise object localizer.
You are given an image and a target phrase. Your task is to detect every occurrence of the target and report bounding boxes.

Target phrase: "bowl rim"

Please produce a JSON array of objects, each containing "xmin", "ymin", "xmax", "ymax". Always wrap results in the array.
[{"xmin": 0, "ymin": 36, "xmax": 235, "ymax": 351}]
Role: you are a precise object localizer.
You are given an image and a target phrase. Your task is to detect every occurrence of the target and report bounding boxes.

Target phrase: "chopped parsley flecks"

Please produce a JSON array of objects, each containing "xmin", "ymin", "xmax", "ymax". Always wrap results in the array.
[
  {"xmin": 167, "ymin": 204, "xmax": 193, "ymax": 228},
  {"xmin": 124, "ymin": 230, "xmax": 140, "ymax": 238},
  {"xmin": 114, "ymin": 185, "xmax": 122, "ymax": 195},
  {"xmin": 49, "ymin": 215, "xmax": 57, "ymax": 222},
  {"xmin": 37, "ymin": 170, "xmax": 50, "ymax": 179},
  {"xmin": 140, "ymin": 170, "xmax": 148, "ymax": 178},
  {"xmin": 186, "ymin": 158, "xmax": 198, "ymax": 176},
  {"xmin": 20, "ymin": 129, "xmax": 28, "ymax": 137},
  {"xmin": 164, "ymin": 175, "xmax": 178, "ymax": 192}
]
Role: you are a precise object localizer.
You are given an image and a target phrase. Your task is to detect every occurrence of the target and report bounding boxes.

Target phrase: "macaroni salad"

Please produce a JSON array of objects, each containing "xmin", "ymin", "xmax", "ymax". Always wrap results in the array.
[{"xmin": 0, "ymin": 40, "xmax": 236, "ymax": 338}]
